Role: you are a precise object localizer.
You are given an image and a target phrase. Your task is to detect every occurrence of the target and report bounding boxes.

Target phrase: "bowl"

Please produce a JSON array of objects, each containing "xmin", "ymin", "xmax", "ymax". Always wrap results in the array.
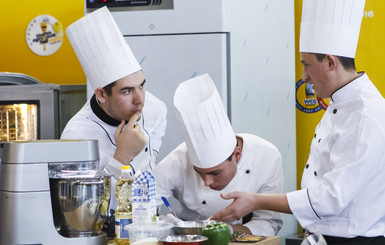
[
  {"xmin": 172, "ymin": 220, "xmax": 214, "ymax": 235},
  {"xmin": 126, "ymin": 222, "xmax": 174, "ymax": 243},
  {"xmin": 160, "ymin": 235, "xmax": 208, "ymax": 245},
  {"xmin": 49, "ymin": 175, "xmax": 111, "ymax": 237}
]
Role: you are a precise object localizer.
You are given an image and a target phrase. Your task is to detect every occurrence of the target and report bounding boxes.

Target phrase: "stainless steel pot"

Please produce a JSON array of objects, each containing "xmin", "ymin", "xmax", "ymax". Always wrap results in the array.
[{"xmin": 49, "ymin": 175, "xmax": 111, "ymax": 237}]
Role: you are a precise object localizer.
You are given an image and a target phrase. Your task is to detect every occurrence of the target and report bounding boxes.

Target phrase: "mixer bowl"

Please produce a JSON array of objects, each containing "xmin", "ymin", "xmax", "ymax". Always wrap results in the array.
[{"xmin": 49, "ymin": 175, "xmax": 111, "ymax": 237}]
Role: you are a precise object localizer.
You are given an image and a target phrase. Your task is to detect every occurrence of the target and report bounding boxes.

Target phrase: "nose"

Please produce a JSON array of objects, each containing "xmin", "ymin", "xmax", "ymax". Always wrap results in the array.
[
  {"xmin": 132, "ymin": 89, "xmax": 145, "ymax": 105},
  {"xmin": 202, "ymin": 175, "xmax": 214, "ymax": 187},
  {"xmin": 302, "ymin": 68, "xmax": 309, "ymax": 82}
]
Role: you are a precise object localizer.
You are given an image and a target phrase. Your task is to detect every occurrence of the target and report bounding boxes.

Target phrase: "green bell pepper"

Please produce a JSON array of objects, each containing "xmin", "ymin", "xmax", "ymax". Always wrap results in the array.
[{"xmin": 201, "ymin": 222, "xmax": 231, "ymax": 245}]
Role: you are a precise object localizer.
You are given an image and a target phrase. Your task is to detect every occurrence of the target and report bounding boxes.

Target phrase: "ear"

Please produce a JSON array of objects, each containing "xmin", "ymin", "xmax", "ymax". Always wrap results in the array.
[
  {"xmin": 94, "ymin": 88, "xmax": 107, "ymax": 103},
  {"xmin": 325, "ymin": 54, "xmax": 337, "ymax": 70},
  {"xmin": 233, "ymin": 146, "xmax": 242, "ymax": 162}
]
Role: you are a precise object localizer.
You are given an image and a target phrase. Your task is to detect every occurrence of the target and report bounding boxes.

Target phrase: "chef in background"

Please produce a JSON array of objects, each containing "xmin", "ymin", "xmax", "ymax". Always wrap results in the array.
[
  {"xmin": 61, "ymin": 7, "xmax": 167, "ymax": 210},
  {"xmin": 212, "ymin": 0, "xmax": 385, "ymax": 244},
  {"xmin": 152, "ymin": 73, "xmax": 284, "ymax": 236}
]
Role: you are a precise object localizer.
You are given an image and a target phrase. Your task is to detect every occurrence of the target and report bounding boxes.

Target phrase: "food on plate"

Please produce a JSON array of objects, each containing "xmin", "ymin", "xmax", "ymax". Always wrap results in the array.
[{"xmin": 232, "ymin": 233, "xmax": 265, "ymax": 243}]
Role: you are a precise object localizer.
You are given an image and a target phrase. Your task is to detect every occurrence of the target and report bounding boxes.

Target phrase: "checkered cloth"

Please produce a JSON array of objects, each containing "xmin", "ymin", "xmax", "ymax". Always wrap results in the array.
[{"xmin": 132, "ymin": 171, "xmax": 156, "ymax": 202}]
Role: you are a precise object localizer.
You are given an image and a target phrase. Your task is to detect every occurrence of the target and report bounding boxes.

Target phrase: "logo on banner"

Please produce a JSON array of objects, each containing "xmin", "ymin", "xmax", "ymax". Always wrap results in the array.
[
  {"xmin": 295, "ymin": 79, "xmax": 328, "ymax": 113},
  {"xmin": 26, "ymin": 15, "xmax": 63, "ymax": 56}
]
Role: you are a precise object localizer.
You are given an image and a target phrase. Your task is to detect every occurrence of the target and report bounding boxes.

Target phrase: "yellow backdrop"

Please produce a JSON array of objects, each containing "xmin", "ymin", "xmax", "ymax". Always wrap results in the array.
[
  {"xmin": 294, "ymin": 0, "xmax": 385, "ymax": 205},
  {"xmin": 0, "ymin": 0, "xmax": 85, "ymax": 85}
]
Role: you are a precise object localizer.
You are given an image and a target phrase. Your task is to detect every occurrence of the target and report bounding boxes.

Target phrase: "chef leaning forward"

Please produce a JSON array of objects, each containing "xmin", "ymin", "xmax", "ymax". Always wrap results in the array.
[
  {"xmin": 151, "ymin": 74, "xmax": 284, "ymax": 236},
  {"xmin": 211, "ymin": 0, "xmax": 385, "ymax": 244},
  {"xmin": 61, "ymin": 6, "xmax": 167, "ymax": 211}
]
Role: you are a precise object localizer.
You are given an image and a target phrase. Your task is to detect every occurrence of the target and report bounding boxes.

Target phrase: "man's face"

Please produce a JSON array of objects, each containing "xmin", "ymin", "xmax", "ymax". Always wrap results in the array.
[
  {"xmin": 103, "ymin": 71, "xmax": 145, "ymax": 122},
  {"xmin": 193, "ymin": 156, "xmax": 237, "ymax": 191},
  {"xmin": 301, "ymin": 52, "xmax": 333, "ymax": 98}
]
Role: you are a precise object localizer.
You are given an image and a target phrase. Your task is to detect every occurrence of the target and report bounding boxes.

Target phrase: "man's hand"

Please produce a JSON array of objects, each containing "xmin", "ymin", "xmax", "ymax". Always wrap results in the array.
[
  {"xmin": 211, "ymin": 191, "xmax": 291, "ymax": 223},
  {"xmin": 211, "ymin": 191, "xmax": 257, "ymax": 223},
  {"xmin": 114, "ymin": 112, "xmax": 147, "ymax": 165}
]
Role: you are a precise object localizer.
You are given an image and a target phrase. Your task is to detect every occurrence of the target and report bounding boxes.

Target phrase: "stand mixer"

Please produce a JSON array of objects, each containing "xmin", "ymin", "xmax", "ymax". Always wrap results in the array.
[{"xmin": 0, "ymin": 140, "xmax": 111, "ymax": 245}]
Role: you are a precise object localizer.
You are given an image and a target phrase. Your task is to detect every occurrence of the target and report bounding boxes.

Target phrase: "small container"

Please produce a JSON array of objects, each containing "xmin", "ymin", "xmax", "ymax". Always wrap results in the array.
[
  {"xmin": 160, "ymin": 235, "xmax": 208, "ymax": 245},
  {"xmin": 126, "ymin": 222, "xmax": 173, "ymax": 243},
  {"xmin": 172, "ymin": 220, "xmax": 215, "ymax": 236}
]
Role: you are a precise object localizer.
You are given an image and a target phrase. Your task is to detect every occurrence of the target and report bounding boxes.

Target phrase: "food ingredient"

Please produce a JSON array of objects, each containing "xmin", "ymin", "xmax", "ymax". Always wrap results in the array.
[
  {"xmin": 201, "ymin": 222, "xmax": 230, "ymax": 245},
  {"xmin": 115, "ymin": 166, "xmax": 134, "ymax": 245}
]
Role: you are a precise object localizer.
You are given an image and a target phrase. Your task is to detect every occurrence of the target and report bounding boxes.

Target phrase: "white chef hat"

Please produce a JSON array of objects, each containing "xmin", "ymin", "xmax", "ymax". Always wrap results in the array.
[
  {"xmin": 66, "ymin": 6, "xmax": 141, "ymax": 89},
  {"xmin": 300, "ymin": 0, "xmax": 366, "ymax": 58},
  {"xmin": 174, "ymin": 74, "xmax": 236, "ymax": 169}
]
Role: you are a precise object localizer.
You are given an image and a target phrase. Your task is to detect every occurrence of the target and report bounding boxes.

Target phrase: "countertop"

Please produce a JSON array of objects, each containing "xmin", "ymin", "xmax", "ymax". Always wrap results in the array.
[{"xmin": 108, "ymin": 236, "xmax": 280, "ymax": 245}]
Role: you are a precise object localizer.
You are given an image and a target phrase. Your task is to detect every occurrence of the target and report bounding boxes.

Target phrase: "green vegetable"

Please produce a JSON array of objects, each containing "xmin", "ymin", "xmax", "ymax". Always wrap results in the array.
[{"xmin": 201, "ymin": 222, "xmax": 231, "ymax": 245}]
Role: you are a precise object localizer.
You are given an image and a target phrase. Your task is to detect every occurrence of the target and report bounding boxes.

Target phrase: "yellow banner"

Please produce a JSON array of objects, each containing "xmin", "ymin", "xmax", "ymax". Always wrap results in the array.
[{"xmin": 0, "ymin": 1, "xmax": 85, "ymax": 85}]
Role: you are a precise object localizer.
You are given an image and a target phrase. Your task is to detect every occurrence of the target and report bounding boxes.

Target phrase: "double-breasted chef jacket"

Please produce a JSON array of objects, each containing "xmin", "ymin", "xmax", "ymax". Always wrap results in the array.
[
  {"xmin": 61, "ymin": 91, "xmax": 167, "ymax": 209},
  {"xmin": 151, "ymin": 133, "xmax": 284, "ymax": 236},
  {"xmin": 287, "ymin": 73, "xmax": 385, "ymax": 238}
]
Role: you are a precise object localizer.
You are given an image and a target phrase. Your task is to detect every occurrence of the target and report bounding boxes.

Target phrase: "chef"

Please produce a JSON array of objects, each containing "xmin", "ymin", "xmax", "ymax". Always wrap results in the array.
[
  {"xmin": 212, "ymin": 0, "xmax": 385, "ymax": 244},
  {"xmin": 151, "ymin": 74, "xmax": 284, "ymax": 236},
  {"xmin": 61, "ymin": 7, "xmax": 167, "ymax": 210}
]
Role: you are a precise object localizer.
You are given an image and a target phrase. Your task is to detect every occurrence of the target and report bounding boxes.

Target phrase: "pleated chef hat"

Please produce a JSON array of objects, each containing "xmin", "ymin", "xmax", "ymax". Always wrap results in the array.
[
  {"xmin": 300, "ymin": 0, "xmax": 366, "ymax": 58},
  {"xmin": 66, "ymin": 7, "xmax": 141, "ymax": 89},
  {"xmin": 174, "ymin": 74, "xmax": 236, "ymax": 169}
]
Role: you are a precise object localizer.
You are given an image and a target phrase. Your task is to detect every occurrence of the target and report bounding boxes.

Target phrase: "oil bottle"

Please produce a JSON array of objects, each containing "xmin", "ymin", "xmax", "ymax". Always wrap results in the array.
[{"xmin": 115, "ymin": 165, "xmax": 134, "ymax": 245}]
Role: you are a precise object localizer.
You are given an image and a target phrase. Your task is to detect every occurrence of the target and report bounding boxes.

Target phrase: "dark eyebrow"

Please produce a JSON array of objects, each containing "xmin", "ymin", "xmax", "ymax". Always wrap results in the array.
[
  {"xmin": 119, "ymin": 79, "xmax": 146, "ymax": 92},
  {"xmin": 193, "ymin": 167, "xmax": 220, "ymax": 175}
]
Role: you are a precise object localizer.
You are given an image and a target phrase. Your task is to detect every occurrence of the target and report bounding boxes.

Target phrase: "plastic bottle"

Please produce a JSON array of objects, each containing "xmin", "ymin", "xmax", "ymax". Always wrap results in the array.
[{"xmin": 115, "ymin": 165, "xmax": 134, "ymax": 245}]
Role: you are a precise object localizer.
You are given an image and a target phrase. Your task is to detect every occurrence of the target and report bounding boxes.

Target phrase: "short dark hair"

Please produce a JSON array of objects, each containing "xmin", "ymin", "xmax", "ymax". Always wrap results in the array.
[
  {"xmin": 313, "ymin": 53, "xmax": 356, "ymax": 71},
  {"xmin": 103, "ymin": 81, "xmax": 117, "ymax": 96}
]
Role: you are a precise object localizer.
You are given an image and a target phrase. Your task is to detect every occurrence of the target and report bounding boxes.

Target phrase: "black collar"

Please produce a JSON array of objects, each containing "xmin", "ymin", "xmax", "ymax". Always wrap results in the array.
[{"xmin": 90, "ymin": 95, "xmax": 122, "ymax": 126}]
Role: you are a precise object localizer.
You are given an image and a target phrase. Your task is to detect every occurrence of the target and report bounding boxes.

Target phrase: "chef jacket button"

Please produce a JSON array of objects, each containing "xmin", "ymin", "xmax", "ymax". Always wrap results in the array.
[
  {"xmin": 318, "ymin": 138, "xmax": 321, "ymax": 143},
  {"xmin": 246, "ymin": 170, "xmax": 250, "ymax": 174},
  {"xmin": 333, "ymin": 109, "xmax": 338, "ymax": 114},
  {"xmin": 202, "ymin": 200, "xmax": 206, "ymax": 205},
  {"xmin": 306, "ymin": 164, "xmax": 309, "ymax": 169},
  {"xmin": 314, "ymin": 171, "xmax": 317, "ymax": 176},
  {"xmin": 145, "ymin": 147, "xmax": 148, "ymax": 152},
  {"xmin": 314, "ymin": 134, "xmax": 317, "ymax": 138}
]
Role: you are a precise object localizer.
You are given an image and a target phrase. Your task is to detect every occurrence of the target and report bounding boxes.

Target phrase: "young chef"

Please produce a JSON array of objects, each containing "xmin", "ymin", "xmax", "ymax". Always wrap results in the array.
[
  {"xmin": 61, "ymin": 7, "xmax": 167, "ymax": 210},
  {"xmin": 151, "ymin": 74, "xmax": 284, "ymax": 236},
  {"xmin": 212, "ymin": 0, "xmax": 385, "ymax": 244}
]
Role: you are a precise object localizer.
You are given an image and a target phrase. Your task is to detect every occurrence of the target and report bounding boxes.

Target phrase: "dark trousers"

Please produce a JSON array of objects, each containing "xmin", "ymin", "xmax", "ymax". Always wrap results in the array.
[{"xmin": 323, "ymin": 235, "xmax": 385, "ymax": 245}]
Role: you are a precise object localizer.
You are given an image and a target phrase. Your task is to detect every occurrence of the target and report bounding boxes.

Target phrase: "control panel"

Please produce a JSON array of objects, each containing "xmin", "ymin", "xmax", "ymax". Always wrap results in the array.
[{"xmin": 86, "ymin": 0, "xmax": 173, "ymax": 11}]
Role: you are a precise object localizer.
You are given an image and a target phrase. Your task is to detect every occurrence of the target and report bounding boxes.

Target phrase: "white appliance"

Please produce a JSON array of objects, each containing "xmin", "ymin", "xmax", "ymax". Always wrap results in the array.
[{"xmin": 86, "ymin": 0, "xmax": 297, "ymax": 237}]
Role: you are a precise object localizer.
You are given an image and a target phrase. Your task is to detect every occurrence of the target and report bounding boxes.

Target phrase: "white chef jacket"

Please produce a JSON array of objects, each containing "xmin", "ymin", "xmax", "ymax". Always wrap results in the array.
[
  {"xmin": 61, "ymin": 91, "xmax": 167, "ymax": 209},
  {"xmin": 151, "ymin": 133, "xmax": 284, "ymax": 236},
  {"xmin": 287, "ymin": 73, "xmax": 385, "ymax": 238}
]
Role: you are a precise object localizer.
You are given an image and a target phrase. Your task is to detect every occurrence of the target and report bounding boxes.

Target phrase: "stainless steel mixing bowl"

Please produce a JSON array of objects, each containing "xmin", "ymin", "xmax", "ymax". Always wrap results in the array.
[
  {"xmin": 49, "ymin": 175, "xmax": 111, "ymax": 237},
  {"xmin": 172, "ymin": 220, "xmax": 215, "ymax": 236}
]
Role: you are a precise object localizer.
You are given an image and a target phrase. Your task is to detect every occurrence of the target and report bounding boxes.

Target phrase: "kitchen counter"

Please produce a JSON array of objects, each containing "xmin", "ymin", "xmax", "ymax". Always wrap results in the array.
[
  {"xmin": 230, "ymin": 236, "xmax": 280, "ymax": 245},
  {"xmin": 108, "ymin": 236, "xmax": 280, "ymax": 244}
]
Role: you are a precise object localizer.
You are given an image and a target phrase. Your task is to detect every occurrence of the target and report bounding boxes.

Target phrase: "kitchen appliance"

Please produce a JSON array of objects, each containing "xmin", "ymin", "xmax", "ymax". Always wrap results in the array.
[
  {"xmin": 0, "ymin": 140, "xmax": 110, "ymax": 244},
  {"xmin": 0, "ymin": 72, "xmax": 86, "ymax": 141}
]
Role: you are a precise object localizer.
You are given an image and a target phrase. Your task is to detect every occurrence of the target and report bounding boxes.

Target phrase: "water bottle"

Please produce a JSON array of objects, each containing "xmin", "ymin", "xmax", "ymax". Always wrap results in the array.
[{"xmin": 115, "ymin": 165, "xmax": 134, "ymax": 245}]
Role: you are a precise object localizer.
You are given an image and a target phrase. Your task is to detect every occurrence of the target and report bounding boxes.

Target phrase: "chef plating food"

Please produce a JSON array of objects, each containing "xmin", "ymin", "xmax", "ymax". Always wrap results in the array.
[{"xmin": 151, "ymin": 74, "xmax": 284, "ymax": 236}]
